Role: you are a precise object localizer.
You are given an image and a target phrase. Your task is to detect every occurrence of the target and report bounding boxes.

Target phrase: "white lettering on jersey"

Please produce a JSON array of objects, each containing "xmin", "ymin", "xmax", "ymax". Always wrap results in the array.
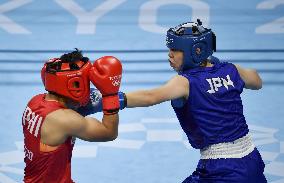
[
  {"xmin": 206, "ymin": 78, "xmax": 215, "ymax": 94},
  {"xmin": 23, "ymin": 106, "xmax": 43, "ymax": 137},
  {"xmin": 22, "ymin": 106, "xmax": 32, "ymax": 125},
  {"xmin": 24, "ymin": 145, "xmax": 34, "ymax": 161},
  {"xmin": 206, "ymin": 75, "xmax": 234, "ymax": 93},
  {"xmin": 221, "ymin": 75, "xmax": 235, "ymax": 90},
  {"xmin": 212, "ymin": 77, "xmax": 222, "ymax": 92}
]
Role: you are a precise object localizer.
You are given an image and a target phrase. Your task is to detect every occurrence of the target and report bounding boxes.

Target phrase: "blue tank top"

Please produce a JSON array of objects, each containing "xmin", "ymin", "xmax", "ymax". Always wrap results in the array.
[{"xmin": 172, "ymin": 57, "xmax": 249, "ymax": 149}]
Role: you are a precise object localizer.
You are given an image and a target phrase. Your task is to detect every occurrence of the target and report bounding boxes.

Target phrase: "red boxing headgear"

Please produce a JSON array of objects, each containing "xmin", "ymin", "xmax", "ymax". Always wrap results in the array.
[{"xmin": 41, "ymin": 57, "xmax": 92, "ymax": 106}]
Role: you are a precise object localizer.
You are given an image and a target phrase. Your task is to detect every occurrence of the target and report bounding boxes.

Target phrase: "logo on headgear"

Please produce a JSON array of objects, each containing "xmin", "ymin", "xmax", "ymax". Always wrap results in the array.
[
  {"xmin": 109, "ymin": 75, "xmax": 122, "ymax": 87},
  {"xmin": 166, "ymin": 36, "xmax": 174, "ymax": 45}
]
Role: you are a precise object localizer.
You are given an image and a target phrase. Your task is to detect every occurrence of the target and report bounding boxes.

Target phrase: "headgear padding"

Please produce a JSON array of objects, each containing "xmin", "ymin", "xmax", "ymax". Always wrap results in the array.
[
  {"xmin": 166, "ymin": 19, "xmax": 216, "ymax": 70},
  {"xmin": 41, "ymin": 57, "xmax": 92, "ymax": 106}
]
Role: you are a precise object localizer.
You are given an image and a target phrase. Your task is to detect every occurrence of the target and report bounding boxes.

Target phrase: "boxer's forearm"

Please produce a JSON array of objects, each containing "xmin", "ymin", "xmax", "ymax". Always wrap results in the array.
[{"xmin": 126, "ymin": 90, "xmax": 163, "ymax": 108}]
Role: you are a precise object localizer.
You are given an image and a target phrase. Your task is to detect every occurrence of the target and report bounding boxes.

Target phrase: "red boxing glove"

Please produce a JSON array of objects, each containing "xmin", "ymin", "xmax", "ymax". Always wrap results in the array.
[{"xmin": 89, "ymin": 56, "xmax": 122, "ymax": 115}]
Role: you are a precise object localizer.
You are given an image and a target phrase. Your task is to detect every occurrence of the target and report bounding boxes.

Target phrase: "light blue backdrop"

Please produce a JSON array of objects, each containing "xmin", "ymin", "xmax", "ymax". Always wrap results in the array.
[{"xmin": 0, "ymin": 0, "xmax": 283, "ymax": 183}]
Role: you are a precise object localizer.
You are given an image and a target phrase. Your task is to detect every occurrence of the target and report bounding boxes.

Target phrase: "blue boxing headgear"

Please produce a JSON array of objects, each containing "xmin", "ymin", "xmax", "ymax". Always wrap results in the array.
[{"xmin": 166, "ymin": 19, "xmax": 216, "ymax": 70}]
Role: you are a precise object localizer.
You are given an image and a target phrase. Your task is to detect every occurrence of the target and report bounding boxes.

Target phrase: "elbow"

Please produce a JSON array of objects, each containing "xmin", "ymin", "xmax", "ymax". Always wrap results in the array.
[
  {"xmin": 93, "ymin": 134, "xmax": 117, "ymax": 142},
  {"xmin": 256, "ymin": 79, "xmax": 262, "ymax": 90},
  {"xmin": 109, "ymin": 131, "xmax": 118, "ymax": 141},
  {"xmin": 104, "ymin": 130, "xmax": 118, "ymax": 141},
  {"xmin": 250, "ymin": 82, "xmax": 262, "ymax": 90},
  {"xmin": 89, "ymin": 130, "xmax": 118, "ymax": 142},
  {"xmin": 255, "ymin": 71, "xmax": 263, "ymax": 90},
  {"xmin": 249, "ymin": 70, "xmax": 262, "ymax": 90}
]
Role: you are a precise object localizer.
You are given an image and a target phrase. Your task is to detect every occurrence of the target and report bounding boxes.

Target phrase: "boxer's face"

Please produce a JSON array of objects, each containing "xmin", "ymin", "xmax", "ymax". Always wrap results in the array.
[{"xmin": 168, "ymin": 49, "xmax": 184, "ymax": 71}]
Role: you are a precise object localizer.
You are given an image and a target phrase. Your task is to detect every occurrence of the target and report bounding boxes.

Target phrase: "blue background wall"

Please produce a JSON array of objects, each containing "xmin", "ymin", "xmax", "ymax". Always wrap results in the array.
[{"xmin": 0, "ymin": 0, "xmax": 284, "ymax": 182}]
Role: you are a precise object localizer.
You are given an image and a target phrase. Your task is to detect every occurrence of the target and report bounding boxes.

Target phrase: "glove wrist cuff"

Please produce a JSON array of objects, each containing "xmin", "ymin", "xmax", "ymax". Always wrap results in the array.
[{"xmin": 102, "ymin": 94, "xmax": 119, "ymax": 115}]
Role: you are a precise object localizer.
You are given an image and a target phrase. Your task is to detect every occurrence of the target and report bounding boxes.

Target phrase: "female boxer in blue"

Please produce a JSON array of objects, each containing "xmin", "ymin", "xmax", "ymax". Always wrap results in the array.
[{"xmin": 78, "ymin": 19, "xmax": 267, "ymax": 183}]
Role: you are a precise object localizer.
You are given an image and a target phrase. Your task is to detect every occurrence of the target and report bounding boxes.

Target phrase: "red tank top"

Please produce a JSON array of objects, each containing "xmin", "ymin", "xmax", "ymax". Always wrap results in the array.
[{"xmin": 22, "ymin": 94, "xmax": 75, "ymax": 183}]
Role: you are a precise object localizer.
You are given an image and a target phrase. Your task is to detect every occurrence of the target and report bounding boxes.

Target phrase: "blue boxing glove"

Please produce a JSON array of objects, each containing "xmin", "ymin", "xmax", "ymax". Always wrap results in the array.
[
  {"xmin": 76, "ymin": 88, "xmax": 127, "ymax": 116},
  {"xmin": 118, "ymin": 92, "xmax": 127, "ymax": 110}
]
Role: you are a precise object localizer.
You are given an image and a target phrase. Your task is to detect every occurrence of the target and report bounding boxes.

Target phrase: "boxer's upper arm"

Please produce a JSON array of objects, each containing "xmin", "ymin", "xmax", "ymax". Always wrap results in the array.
[
  {"xmin": 46, "ymin": 109, "xmax": 118, "ymax": 143},
  {"xmin": 152, "ymin": 75, "xmax": 189, "ymax": 103},
  {"xmin": 234, "ymin": 64, "xmax": 262, "ymax": 90},
  {"xmin": 66, "ymin": 111, "xmax": 118, "ymax": 142}
]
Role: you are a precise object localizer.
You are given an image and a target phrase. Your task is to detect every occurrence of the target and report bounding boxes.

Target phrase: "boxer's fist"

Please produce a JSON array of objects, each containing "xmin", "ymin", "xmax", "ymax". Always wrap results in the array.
[
  {"xmin": 75, "ymin": 89, "xmax": 127, "ymax": 116},
  {"xmin": 89, "ymin": 56, "xmax": 122, "ymax": 114}
]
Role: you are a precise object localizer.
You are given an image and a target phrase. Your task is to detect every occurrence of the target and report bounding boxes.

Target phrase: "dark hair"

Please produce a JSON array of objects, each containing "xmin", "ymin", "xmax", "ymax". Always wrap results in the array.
[
  {"xmin": 60, "ymin": 48, "xmax": 84, "ymax": 63},
  {"xmin": 47, "ymin": 48, "xmax": 89, "ymax": 72}
]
